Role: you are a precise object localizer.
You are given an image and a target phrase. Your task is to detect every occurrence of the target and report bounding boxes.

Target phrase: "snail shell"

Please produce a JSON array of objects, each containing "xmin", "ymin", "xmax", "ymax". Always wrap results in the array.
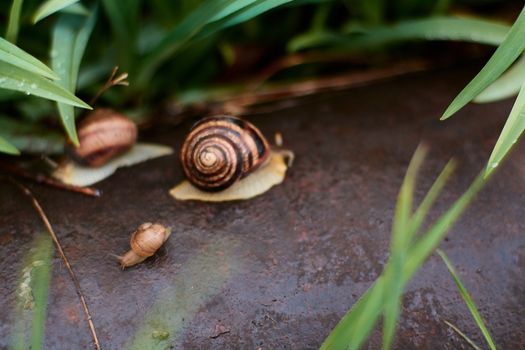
[
  {"xmin": 119, "ymin": 222, "xmax": 171, "ymax": 268},
  {"xmin": 180, "ymin": 115, "xmax": 270, "ymax": 192},
  {"xmin": 67, "ymin": 108, "xmax": 137, "ymax": 167}
]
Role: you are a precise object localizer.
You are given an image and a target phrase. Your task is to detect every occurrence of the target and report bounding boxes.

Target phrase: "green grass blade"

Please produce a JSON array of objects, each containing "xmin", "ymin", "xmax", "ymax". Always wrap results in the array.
[
  {"xmin": 475, "ymin": 54, "xmax": 525, "ymax": 103},
  {"xmin": 437, "ymin": 250, "xmax": 497, "ymax": 350},
  {"xmin": 443, "ymin": 320, "xmax": 483, "ymax": 350},
  {"xmin": 0, "ymin": 37, "xmax": 59, "ymax": 80},
  {"xmin": 382, "ymin": 146, "xmax": 427, "ymax": 349},
  {"xmin": 6, "ymin": 0, "xmax": 24, "ymax": 43},
  {"xmin": 320, "ymin": 277, "xmax": 386, "ymax": 350},
  {"xmin": 0, "ymin": 61, "xmax": 91, "ymax": 109},
  {"xmin": 322, "ymin": 153, "xmax": 486, "ymax": 350},
  {"xmin": 0, "ymin": 135, "xmax": 20, "ymax": 155},
  {"xmin": 32, "ymin": 0, "xmax": 80, "ymax": 23},
  {"xmin": 410, "ymin": 159, "xmax": 457, "ymax": 235},
  {"xmin": 406, "ymin": 172, "xmax": 486, "ymax": 280},
  {"xmin": 484, "ymin": 81, "xmax": 525, "ymax": 177},
  {"xmin": 442, "ymin": 6, "xmax": 525, "ymax": 120},
  {"xmin": 51, "ymin": 9, "xmax": 97, "ymax": 145},
  {"xmin": 289, "ymin": 16, "xmax": 509, "ymax": 52},
  {"xmin": 10, "ymin": 234, "xmax": 54, "ymax": 350}
]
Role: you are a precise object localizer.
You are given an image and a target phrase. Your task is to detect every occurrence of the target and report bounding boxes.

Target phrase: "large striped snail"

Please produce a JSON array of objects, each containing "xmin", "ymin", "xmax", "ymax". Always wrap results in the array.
[
  {"xmin": 171, "ymin": 115, "xmax": 293, "ymax": 201},
  {"xmin": 180, "ymin": 115, "xmax": 270, "ymax": 192}
]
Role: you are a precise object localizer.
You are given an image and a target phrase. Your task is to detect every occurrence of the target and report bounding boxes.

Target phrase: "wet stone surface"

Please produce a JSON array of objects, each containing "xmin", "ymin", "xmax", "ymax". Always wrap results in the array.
[{"xmin": 1, "ymin": 66, "xmax": 525, "ymax": 349}]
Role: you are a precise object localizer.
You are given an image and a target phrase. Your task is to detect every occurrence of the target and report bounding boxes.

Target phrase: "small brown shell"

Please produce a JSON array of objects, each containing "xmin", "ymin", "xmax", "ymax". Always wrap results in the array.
[
  {"xmin": 119, "ymin": 223, "xmax": 171, "ymax": 268},
  {"xmin": 180, "ymin": 115, "xmax": 270, "ymax": 192},
  {"xmin": 67, "ymin": 108, "xmax": 137, "ymax": 167}
]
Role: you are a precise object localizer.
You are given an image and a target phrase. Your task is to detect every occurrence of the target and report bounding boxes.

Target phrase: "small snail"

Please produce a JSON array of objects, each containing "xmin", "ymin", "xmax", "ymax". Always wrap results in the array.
[
  {"xmin": 118, "ymin": 222, "xmax": 171, "ymax": 268},
  {"xmin": 180, "ymin": 115, "xmax": 270, "ymax": 192},
  {"xmin": 66, "ymin": 108, "xmax": 138, "ymax": 167}
]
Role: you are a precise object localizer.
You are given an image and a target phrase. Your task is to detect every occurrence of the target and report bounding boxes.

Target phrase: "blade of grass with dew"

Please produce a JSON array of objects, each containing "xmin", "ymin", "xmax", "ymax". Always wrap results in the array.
[
  {"xmin": 32, "ymin": 0, "xmax": 80, "ymax": 23},
  {"xmin": 442, "ymin": 6, "xmax": 525, "ymax": 120},
  {"xmin": 10, "ymin": 234, "xmax": 54, "ymax": 350},
  {"xmin": 289, "ymin": 16, "xmax": 510, "ymax": 52},
  {"xmin": 382, "ymin": 146, "xmax": 426, "ymax": 349},
  {"xmin": 0, "ymin": 37, "xmax": 58, "ymax": 80},
  {"xmin": 0, "ymin": 135, "xmax": 20, "ymax": 155},
  {"xmin": 475, "ymin": 54, "xmax": 525, "ymax": 103},
  {"xmin": 321, "ymin": 157, "xmax": 487, "ymax": 350},
  {"xmin": 437, "ymin": 250, "xmax": 497, "ymax": 350},
  {"xmin": 484, "ymin": 81, "xmax": 525, "ymax": 177},
  {"xmin": 51, "ymin": 9, "xmax": 97, "ymax": 145},
  {"xmin": 0, "ymin": 61, "xmax": 91, "ymax": 109},
  {"xmin": 6, "ymin": 0, "xmax": 24, "ymax": 43},
  {"xmin": 443, "ymin": 320, "xmax": 483, "ymax": 350}
]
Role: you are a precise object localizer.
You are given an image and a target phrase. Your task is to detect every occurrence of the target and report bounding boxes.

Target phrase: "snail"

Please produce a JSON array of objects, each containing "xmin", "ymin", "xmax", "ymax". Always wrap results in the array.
[
  {"xmin": 66, "ymin": 108, "xmax": 138, "ymax": 167},
  {"xmin": 118, "ymin": 222, "xmax": 171, "ymax": 268},
  {"xmin": 171, "ymin": 115, "xmax": 294, "ymax": 202},
  {"xmin": 180, "ymin": 115, "xmax": 270, "ymax": 192},
  {"xmin": 53, "ymin": 109, "xmax": 173, "ymax": 187}
]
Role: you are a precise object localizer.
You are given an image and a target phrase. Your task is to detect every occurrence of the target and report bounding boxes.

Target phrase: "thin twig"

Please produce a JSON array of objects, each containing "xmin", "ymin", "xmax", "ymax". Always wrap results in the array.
[
  {"xmin": 11, "ymin": 180, "xmax": 102, "ymax": 350},
  {"xmin": 0, "ymin": 162, "xmax": 101, "ymax": 197},
  {"xmin": 90, "ymin": 66, "xmax": 129, "ymax": 105}
]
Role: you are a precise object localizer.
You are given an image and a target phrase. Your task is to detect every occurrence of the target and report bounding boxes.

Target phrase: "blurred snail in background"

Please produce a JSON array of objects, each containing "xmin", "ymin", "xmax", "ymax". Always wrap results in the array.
[
  {"xmin": 118, "ymin": 222, "xmax": 171, "ymax": 268},
  {"xmin": 66, "ymin": 108, "xmax": 138, "ymax": 167},
  {"xmin": 180, "ymin": 115, "xmax": 270, "ymax": 192}
]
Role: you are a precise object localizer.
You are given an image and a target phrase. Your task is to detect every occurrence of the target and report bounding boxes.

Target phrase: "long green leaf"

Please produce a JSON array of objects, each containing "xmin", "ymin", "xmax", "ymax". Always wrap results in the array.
[
  {"xmin": 437, "ymin": 250, "xmax": 497, "ymax": 350},
  {"xmin": 0, "ymin": 61, "xmax": 91, "ymax": 109},
  {"xmin": 475, "ymin": 54, "xmax": 525, "ymax": 103},
  {"xmin": 484, "ymin": 81, "xmax": 525, "ymax": 177},
  {"xmin": 32, "ymin": 0, "xmax": 80, "ymax": 23},
  {"xmin": 51, "ymin": 9, "xmax": 97, "ymax": 145},
  {"xmin": 0, "ymin": 37, "xmax": 58, "ymax": 80},
  {"xmin": 0, "ymin": 136, "xmax": 20, "ymax": 155},
  {"xmin": 6, "ymin": 0, "xmax": 24, "ymax": 43},
  {"xmin": 442, "ymin": 6, "xmax": 525, "ymax": 119},
  {"xmin": 289, "ymin": 16, "xmax": 510, "ymax": 52}
]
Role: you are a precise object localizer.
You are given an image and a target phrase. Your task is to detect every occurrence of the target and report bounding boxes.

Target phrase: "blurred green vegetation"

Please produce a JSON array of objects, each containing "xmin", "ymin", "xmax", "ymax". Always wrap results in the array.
[{"xmin": 0, "ymin": 0, "xmax": 519, "ymax": 156}]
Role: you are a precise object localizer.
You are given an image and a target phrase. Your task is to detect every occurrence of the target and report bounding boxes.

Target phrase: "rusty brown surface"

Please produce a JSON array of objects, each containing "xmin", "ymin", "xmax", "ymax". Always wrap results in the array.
[{"xmin": 1, "ymin": 65, "xmax": 524, "ymax": 349}]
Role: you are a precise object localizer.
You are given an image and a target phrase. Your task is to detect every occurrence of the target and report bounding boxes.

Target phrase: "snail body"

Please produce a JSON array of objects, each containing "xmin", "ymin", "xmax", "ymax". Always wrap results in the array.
[
  {"xmin": 119, "ymin": 223, "xmax": 171, "ymax": 268},
  {"xmin": 67, "ymin": 108, "xmax": 137, "ymax": 167},
  {"xmin": 180, "ymin": 115, "xmax": 270, "ymax": 192}
]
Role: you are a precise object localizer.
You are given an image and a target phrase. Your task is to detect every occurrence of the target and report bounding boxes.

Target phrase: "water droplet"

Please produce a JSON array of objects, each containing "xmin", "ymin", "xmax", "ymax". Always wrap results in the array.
[
  {"xmin": 30, "ymin": 83, "xmax": 37, "ymax": 89},
  {"xmin": 25, "ymin": 91, "xmax": 31, "ymax": 95},
  {"xmin": 512, "ymin": 139, "xmax": 517, "ymax": 145},
  {"xmin": 50, "ymin": 49, "xmax": 58, "ymax": 58},
  {"xmin": 491, "ymin": 162, "xmax": 499, "ymax": 169}
]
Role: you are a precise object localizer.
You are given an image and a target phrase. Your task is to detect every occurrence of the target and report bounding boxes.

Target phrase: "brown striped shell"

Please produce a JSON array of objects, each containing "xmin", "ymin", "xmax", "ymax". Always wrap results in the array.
[
  {"xmin": 180, "ymin": 115, "xmax": 270, "ymax": 192},
  {"xmin": 66, "ymin": 108, "xmax": 137, "ymax": 167}
]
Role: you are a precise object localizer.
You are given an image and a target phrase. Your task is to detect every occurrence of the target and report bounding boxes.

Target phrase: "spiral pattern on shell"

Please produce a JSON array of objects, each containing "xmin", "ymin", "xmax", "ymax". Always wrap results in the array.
[
  {"xmin": 67, "ymin": 108, "xmax": 137, "ymax": 167},
  {"xmin": 180, "ymin": 116, "xmax": 270, "ymax": 192},
  {"xmin": 130, "ymin": 223, "xmax": 168, "ymax": 258}
]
